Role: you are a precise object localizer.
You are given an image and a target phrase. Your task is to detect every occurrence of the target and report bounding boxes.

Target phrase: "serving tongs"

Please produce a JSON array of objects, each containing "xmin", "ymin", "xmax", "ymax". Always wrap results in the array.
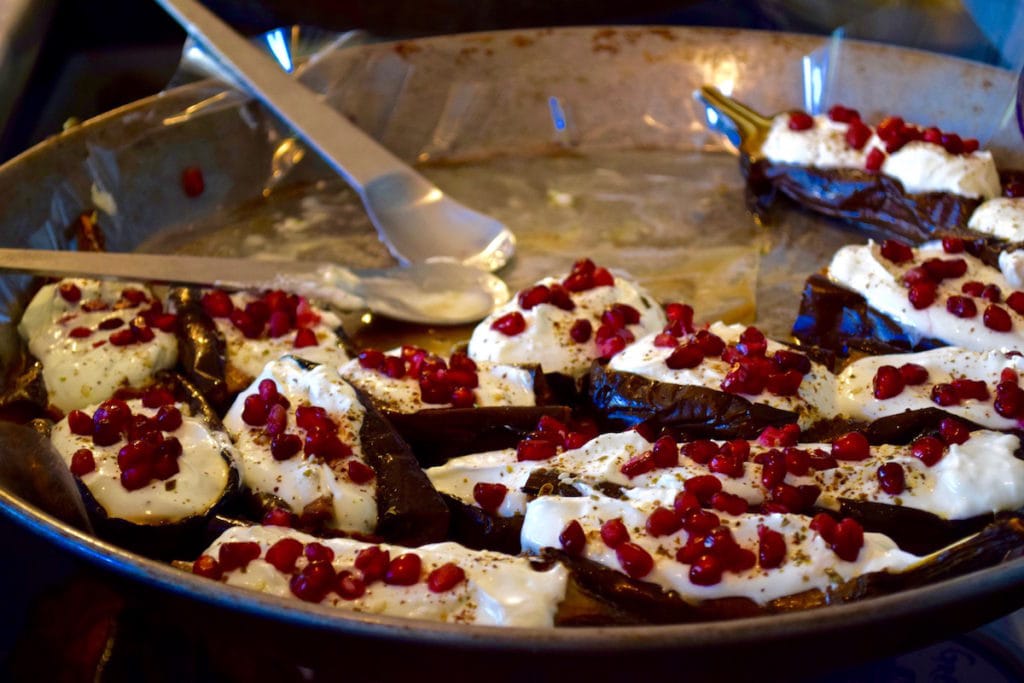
[
  {"xmin": 694, "ymin": 85, "xmax": 773, "ymax": 160},
  {"xmin": 154, "ymin": 0, "xmax": 515, "ymax": 273},
  {"xmin": 0, "ymin": 249, "xmax": 509, "ymax": 325}
]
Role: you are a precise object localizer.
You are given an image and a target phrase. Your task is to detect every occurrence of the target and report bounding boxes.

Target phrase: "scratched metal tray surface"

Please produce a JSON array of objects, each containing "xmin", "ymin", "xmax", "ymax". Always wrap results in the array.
[{"xmin": 0, "ymin": 27, "xmax": 1023, "ymax": 679}]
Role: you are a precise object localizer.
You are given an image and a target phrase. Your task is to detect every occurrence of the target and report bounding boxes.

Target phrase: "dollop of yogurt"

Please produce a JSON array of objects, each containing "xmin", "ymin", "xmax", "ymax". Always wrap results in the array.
[
  {"xmin": 763, "ymin": 114, "xmax": 1000, "ymax": 200},
  {"xmin": 468, "ymin": 272, "xmax": 666, "ymax": 378},
  {"xmin": 222, "ymin": 357, "xmax": 377, "ymax": 534},
  {"xmin": 51, "ymin": 399, "xmax": 233, "ymax": 524},
  {"xmin": 18, "ymin": 279, "xmax": 178, "ymax": 412},
  {"xmin": 969, "ymin": 197, "xmax": 1024, "ymax": 242},
  {"xmin": 828, "ymin": 240, "xmax": 1024, "ymax": 351},
  {"xmin": 202, "ymin": 525, "xmax": 568, "ymax": 627}
]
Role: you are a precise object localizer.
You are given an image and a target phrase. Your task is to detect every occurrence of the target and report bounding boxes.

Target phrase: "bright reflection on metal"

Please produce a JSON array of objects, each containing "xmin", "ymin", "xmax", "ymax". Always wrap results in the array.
[
  {"xmin": 360, "ymin": 312, "xmax": 373, "ymax": 325},
  {"xmin": 548, "ymin": 96, "xmax": 568, "ymax": 132},
  {"xmin": 419, "ymin": 188, "xmax": 444, "ymax": 205},
  {"xmin": 266, "ymin": 29, "xmax": 293, "ymax": 73}
]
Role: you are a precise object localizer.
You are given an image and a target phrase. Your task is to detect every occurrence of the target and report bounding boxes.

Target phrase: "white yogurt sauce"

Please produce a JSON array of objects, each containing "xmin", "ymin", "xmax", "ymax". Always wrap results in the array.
[
  {"xmin": 339, "ymin": 352, "xmax": 536, "ymax": 413},
  {"xmin": 609, "ymin": 322, "xmax": 837, "ymax": 427},
  {"xmin": 211, "ymin": 290, "xmax": 348, "ymax": 381},
  {"xmin": 203, "ymin": 525, "xmax": 568, "ymax": 627},
  {"xmin": 222, "ymin": 357, "xmax": 377, "ymax": 534},
  {"xmin": 520, "ymin": 495, "xmax": 919, "ymax": 604},
  {"xmin": 18, "ymin": 279, "xmax": 178, "ymax": 412},
  {"xmin": 829, "ymin": 240, "xmax": 1024, "ymax": 351},
  {"xmin": 969, "ymin": 197, "xmax": 1024, "ymax": 241},
  {"xmin": 999, "ymin": 249, "xmax": 1024, "ymax": 290},
  {"xmin": 50, "ymin": 400, "xmax": 233, "ymax": 524},
  {"xmin": 836, "ymin": 347, "xmax": 1024, "ymax": 429},
  {"xmin": 762, "ymin": 114, "xmax": 1000, "ymax": 200},
  {"xmin": 467, "ymin": 272, "xmax": 666, "ymax": 378}
]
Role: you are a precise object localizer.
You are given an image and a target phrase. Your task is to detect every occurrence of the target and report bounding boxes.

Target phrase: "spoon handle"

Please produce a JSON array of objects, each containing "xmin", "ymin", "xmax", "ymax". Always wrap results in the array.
[
  {"xmin": 695, "ymin": 86, "xmax": 773, "ymax": 156},
  {"xmin": 154, "ymin": 0, "xmax": 409, "ymax": 192}
]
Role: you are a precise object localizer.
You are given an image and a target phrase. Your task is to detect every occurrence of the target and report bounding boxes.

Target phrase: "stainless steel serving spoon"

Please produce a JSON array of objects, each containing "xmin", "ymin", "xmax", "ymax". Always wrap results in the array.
[
  {"xmin": 694, "ymin": 85, "xmax": 773, "ymax": 159},
  {"xmin": 153, "ymin": 0, "xmax": 516, "ymax": 272},
  {"xmin": 0, "ymin": 249, "xmax": 509, "ymax": 325}
]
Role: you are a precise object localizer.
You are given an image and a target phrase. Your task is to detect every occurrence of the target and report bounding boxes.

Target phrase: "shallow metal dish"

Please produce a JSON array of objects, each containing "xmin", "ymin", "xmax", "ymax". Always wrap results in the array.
[{"xmin": 1, "ymin": 27, "xmax": 1022, "ymax": 679}]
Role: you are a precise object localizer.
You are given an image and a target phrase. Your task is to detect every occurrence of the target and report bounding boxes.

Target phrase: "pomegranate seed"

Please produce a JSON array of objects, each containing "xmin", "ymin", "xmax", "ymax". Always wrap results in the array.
[
  {"xmin": 941, "ymin": 133, "xmax": 963, "ymax": 154},
  {"xmin": 181, "ymin": 166, "xmax": 205, "ymax": 197},
  {"xmin": 242, "ymin": 395, "xmax": 268, "ymax": 426},
  {"xmin": 758, "ymin": 424, "xmax": 801, "ymax": 447},
  {"xmin": 845, "ymin": 119, "xmax": 871, "ymax": 149},
  {"xmin": 673, "ymin": 491, "xmax": 701, "ymax": 515},
  {"xmin": 939, "ymin": 418, "xmax": 970, "ymax": 445},
  {"xmin": 357, "ymin": 349, "xmax": 385, "ymax": 370},
  {"xmin": 688, "ymin": 554, "xmax": 723, "ymax": 585},
  {"xmin": 201, "ymin": 290, "xmax": 233, "ymax": 318},
  {"xmin": 559, "ymin": 519, "xmax": 587, "ymax": 555},
  {"xmin": 982, "ymin": 285, "xmax": 1003, "ymax": 303},
  {"xmin": 830, "ymin": 518, "xmax": 865, "ymax": 561},
  {"xmin": 684, "ymin": 474, "xmax": 723, "ymax": 503},
  {"xmin": 384, "ymin": 553, "xmax": 422, "ymax": 586},
  {"xmin": 265, "ymin": 538, "xmax": 303, "ymax": 573},
  {"xmin": 709, "ymin": 452, "xmax": 745, "ymax": 478},
  {"xmin": 569, "ymin": 319, "xmax": 592, "ymax": 343},
  {"xmin": 620, "ymin": 451, "xmax": 656, "ymax": 478},
  {"xmin": 787, "ymin": 111, "xmax": 813, "ymax": 130},
  {"xmin": 784, "ymin": 447, "xmax": 810, "ymax": 476},
  {"xmin": 946, "ymin": 296, "xmax": 977, "ymax": 318},
  {"xmin": 952, "ymin": 378, "xmax": 989, "ymax": 402},
  {"xmin": 872, "ymin": 365, "xmax": 905, "ymax": 399},
  {"xmin": 828, "ymin": 105, "xmax": 860, "ymax": 123},
  {"xmin": 899, "ymin": 363, "xmax": 929, "ymax": 385},
  {"xmin": 770, "ymin": 483, "xmax": 807, "ymax": 513},
  {"xmin": 930, "ymin": 383, "xmax": 960, "ymax": 406},
  {"xmin": 962, "ymin": 281, "xmax": 985, "ymax": 297},
  {"xmin": 765, "ymin": 369, "xmax": 803, "ymax": 396},
  {"xmin": 427, "ymin": 563, "xmax": 466, "ymax": 593},
  {"xmin": 592, "ymin": 267, "xmax": 614, "ymax": 287},
  {"xmin": 907, "ymin": 280, "xmax": 938, "ymax": 309},
  {"xmin": 681, "ymin": 440, "xmax": 719, "ymax": 465},
  {"xmin": 682, "ymin": 510, "xmax": 721, "ymax": 537},
  {"xmin": 665, "ymin": 302, "xmax": 694, "ymax": 328},
  {"xmin": 710, "ymin": 492, "xmax": 748, "ymax": 516},
  {"xmin": 911, "ymin": 436, "xmax": 945, "ymax": 467},
  {"xmin": 615, "ymin": 542, "xmax": 654, "ymax": 578},
  {"xmin": 336, "ymin": 571, "xmax": 367, "ymax": 600},
  {"xmin": 562, "ymin": 272, "xmax": 593, "ymax": 292},
  {"xmin": 516, "ymin": 438, "xmax": 558, "ymax": 462},
  {"xmin": 265, "ymin": 311, "xmax": 290, "ymax": 338},
  {"xmin": 665, "ymin": 343, "xmax": 704, "ymax": 370},
  {"xmin": 760, "ymin": 455, "xmax": 786, "ymax": 489},
  {"xmin": 518, "ymin": 285, "xmax": 551, "ymax": 310},
  {"xmin": 258, "ymin": 379, "xmax": 280, "ymax": 404},
  {"xmin": 98, "ymin": 317, "xmax": 124, "ymax": 330},
  {"xmin": 877, "ymin": 116, "xmax": 904, "ymax": 140},
  {"xmin": 219, "ymin": 541, "xmax": 262, "ymax": 572},
  {"xmin": 58, "ymin": 282, "xmax": 82, "ymax": 303},
  {"xmin": 691, "ymin": 330, "xmax": 724, "ymax": 356},
  {"xmin": 120, "ymin": 464, "xmax": 153, "ymax": 491},
  {"xmin": 303, "ymin": 542, "xmax": 334, "ymax": 564},
  {"xmin": 153, "ymin": 453, "xmax": 180, "ymax": 480},
  {"xmin": 491, "ymin": 312, "xmax": 526, "ymax": 336},
  {"xmin": 865, "ymin": 147, "xmax": 885, "ymax": 172},
  {"xmin": 877, "ymin": 462, "xmax": 906, "ymax": 495},
  {"xmin": 355, "ymin": 547, "xmax": 390, "ymax": 583},
  {"xmin": 831, "ymin": 432, "xmax": 870, "ymax": 461},
  {"xmin": 265, "ymin": 404, "xmax": 288, "ymax": 436},
  {"xmin": 270, "ymin": 433, "xmax": 302, "ymax": 460},
  {"xmin": 192, "ymin": 555, "xmax": 222, "ymax": 580},
  {"xmin": 758, "ymin": 527, "xmax": 786, "ymax": 569},
  {"xmin": 293, "ymin": 327, "xmax": 319, "ymax": 348},
  {"xmin": 600, "ymin": 518, "xmax": 630, "ymax": 548},
  {"xmin": 154, "ymin": 405, "xmax": 182, "ymax": 432},
  {"xmin": 67, "ymin": 410, "xmax": 93, "ymax": 436},
  {"xmin": 922, "ymin": 127, "xmax": 943, "ymax": 144},
  {"xmin": 773, "ymin": 350, "xmax": 811, "ymax": 374},
  {"xmin": 1007, "ymin": 291, "xmax": 1024, "ymax": 315},
  {"xmin": 645, "ymin": 507, "xmax": 682, "ymax": 536},
  {"xmin": 984, "ymin": 305, "xmax": 1013, "ymax": 332},
  {"xmin": 69, "ymin": 448, "xmax": 96, "ymax": 476},
  {"xmin": 810, "ymin": 513, "xmax": 838, "ymax": 542},
  {"xmin": 290, "ymin": 562, "xmax": 335, "ymax": 602},
  {"xmin": 941, "ymin": 236, "xmax": 965, "ymax": 254},
  {"xmin": 108, "ymin": 328, "xmax": 136, "ymax": 346},
  {"xmin": 651, "ymin": 436, "xmax": 678, "ymax": 468},
  {"xmin": 880, "ymin": 240, "xmax": 914, "ymax": 264},
  {"xmin": 347, "ymin": 460, "xmax": 376, "ymax": 484},
  {"xmin": 902, "ymin": 266, "xmax": 932, "ymax": 285},
  {"xmin": 450, "ymin": 386, "xmax": 475, "ymax": 408},
  {"xmin": 548, "ymin": 285, "xmax": 575, "ymax": 311},
  {"xmin": 262, "ymin": 508, "xmax": 293, "ymax": 527},
  {"xmin": 923, "ymin": 258, "xmax": 968, "ymax": 280},
  {"xmin": 68, "ymin": 326, "xmax": 92, "ymax": 339}
]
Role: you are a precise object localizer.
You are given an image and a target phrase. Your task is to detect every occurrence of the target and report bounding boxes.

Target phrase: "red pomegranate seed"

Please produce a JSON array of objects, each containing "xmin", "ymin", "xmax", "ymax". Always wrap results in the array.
[
  {"xmin": 787, "ymin": 111, "xmax": 813, "ymax": 130},
  {"xmin": 469, "ymin": 482, "xmax": 508, "ymax": 515},
  {"xmin": 709, "ymin": 453, "xmax": 745, "ymax": 479},
  {"xmin": 518, "ymin": 285, "xmax": 551, "ymax": 310},
  {"xmin": 181, "ymin": 166, "xmax": 205, "ymax": 197},
  {"xmin": 155, "ymin": 405, "xmax": 182, "ymax": 432},
  {"xmin": 358, "ymin": 349, "xmax": 385, "ymax": 370},
  {"xmin": 923, "ymin": 127, "xmax": 943, "ymax": 144},
  {"xmin": 693, "ymin": 330, "xmax": 725, "ymax": 356},
  {"xmin": 665, "ymin": 302, "xmax": 694, "ymax": 328},
  {"xmin": 58, "ymin": 282, "xmax": 82, "ymax": 303},
  {"xmin": 651, "ymin": 436, "xmax": 678, "ymax": 468},
  {"xmin": 684, "ymin": 474, "xmax": 723, "ymax": 503},
  {"xmin": 68, "ymin": 326, "xmax": 92, "ymax": 339},
  {"xmin": 766, "ymin": 369, "xmax": 803, "ymax": 396},
  {"xmin": 770, "ymin": 483, "xmax": 807, "ymax": 513},
  {"xmin": 384, "ymin": 553, "xmax": 422, "ymax": 585},
  {"xmin": 681, "ymin": 509, "xmax": 720, "ymax": 535},
  {"xmin": 941, "ymin": 237, "xmax": 965, "ymax": 253},
  {"xmin": 681, "ymin": 440, "xmax": 719, "ymax": 465},
  {"xmin": 600, "ymin": 518, "xmax": 629, "ymax": 549},
  {"xmin": 982, "ymin": 285, "xmax": 1003, "ymax": 303},
  {"xmin": 710, "ymin": 492, "xmax": 748, "ymax": 516},
  {"xmin": 880, "ymin": 240, "xmax": 914, "ymax": 264},
  {"xmin": 865, "ymin": 147, "xmax": 885, "ymax": 172},
  {"xmin": 516, "ymin": 438, "xmax": 558, "ymax": 462},
  {"xmin": 941, "ymin": 133, "xmax": 963, "ymax": 155},
  {"xmin": 688, "ymin": 554, "xmax": 723, "ymax": 585},
  {"xmin": 984, "ymin": 305, "xmax": 1013, "ymax": 332},
  {"xmin": 962, "ymin": 281, "xmax": 985, "ymax": 297},
  {"xmin": 304, "ymin": 542, "xmax": 334, "ymax": 564},
  {"xmin": 952, "ymin": 378, "xmax": 989, "ymax": 401},
  {"xmin": 873, "ymin": 365, "xmax": 905, "ymax": 399},
  {"xmin": 930, "ymin": 383, "xmax": 960, "ymax": 406},
  {"xmin": 450, "ymin": 386, "xmax": 475, "ymax": 408},
  {"xmin": 427, "ymin": 563, "xmax": 466, "ymax": 593},
  {"xmin": 645, "ymin": 507, "xmax": 683, "ymax": 537},
  {"xmin": 757, "ymin": 527, "xmax": 786, "ymax": 569},
  {"xmin": 923, "ymin": 257, "xmax": 968, "ymax": 280},
  {"xmin": 201, "ymin": 290, "xmax": 233, "ymax": 318},
  {"xmin": 908, "ymin": 281, "xmax": 938, "ymax": 309},
  {"xmin": 911, "ymin": 436, "xmax": 945, "ymax": 467},
  {"xmin": 828, "ymin": 105, "xmax": 860, "ymax": 123},
  {"xmin": 270, "ymin": 433, "xmax": 302, "ymax": 461},
  {"xmin": 192, "ymin": 555, "xmax": 222, "ymax": 580},
  {"xmin": 347, "ymin": 460, "xmax": 376, "ymax": 484},
  {"xmin": 265, "ymin": 404, "xmax": 288, "ymax": 436},
  {"xmin": 902, "ymin": 266, "xmax": 932, "ymax": 285},
  {"xmin": 98, "ymin": 317, "xmax": 124, "ymax": 330},
  {"xmin": 831, "ymin": 432, "xmax": 870, "ymax": 461},
  {"xmin": 877, "ymin": 462, "xmax": 906, "ymax": 495},
  {"xmin": 1008, "ymin": 291, "xmax": 1024, "ymax": 315},
  {"xmin": 491, "ymin": 312, "xmax": 526, "ymax": 336},
  {"xmin": 666, "ymin": 343, "xmax": 704, "ymax": 370},
  {"xmin": 108, "ymin": 328, "xmax": 136, "ymax": 346},
  {"xmin": 592, "ymin": 267, "xmax": 615, "ymax": 287},
  {"xmin": 810, "ymin": 513, "xmax": 838, "ymax": 542},
  {"xmin": 784, "ymin": 447, "xmax": 811, "ymax": 476},
  {"xmin": 773, "ymin": 350, "xmax": 811, "ymax": 374},
  {"xmin": 830, "ymin": 518, "xmax": 865, "ymax": 561},
  {"xmin": 120, "ymin": 464, "xmax": 153, "ymax": 491},
  {"xmin": 153, "ymin": 452, "xmax": 180, "ymax": 480},
  {"xmin": 265, "ymin": 538, "xmax": 303, "ymax": 573},
  {"xmin": 336, "ymin": 571, "xmax": 367, "ymax": 600},
  {"xmin": 262, "ymin": 508, "xmax": 293, "ymax": 527},
  {"xmin": 219, "ymin": 541, "xmax": 262, "ymax": 572},
  {"xmin": 615, "ymin": 542, "xmax": 654, "ymax": 578},
  {"xmin": 69, "ymin": 448, "xmax": 96, "ymax": 476},
  {"xmin": 562, "ymin": 271, "xmax": 593, "ymax": 292},
  {"xmin": 547, "ymin": 284, "xmax": 575, "ymax": 311},
  {"xmin": 899, "ymin": 363, "xmax": 929, "ymax": 385},
  {"xmin": 939, "ymin": 417, "xmax": 970, "ymax": 445},
  {"xmin": 355, "ymin": 547, "xmax": 390, "ymax": 583},
  {"xmin": 242, "ymin": 394, "xmax": 268, "ymax": 426},
  {"xmin": 760, "ymin": 454, "xmax": 786, "ymax": 489},
  {"xmin": 569, "ymin": 318, "xmax": 592, "ymax": 343},
  {"xmin": 293, "ymin": 327, "xmax": 319, "ymax": 348},
  {"xmin": 946, "ymin": 296, "xmax": 977, "ymax": 318},
  {"xmin": 559, "ymin": 519, "xmax": 587, "ymax": 555},
  {"xmin": 758, "ymin": 424, "xmax": 801, "ymax": 448},
  {"xmin": 66, "ymin": 410, "xmax": 93, "ymax": 436},
  {"xmin": 290, "ymin": 562, "xmax": 336, "ymax": 602},
  {"xmin": 845, "ymin": 119, "xmax": 871, "ymax": 149},
  {"xmin": 673, "ymin": 491, "xmax": 701, "ymax": 515},
  {"xmin": 620, "ymin": 451, "xmax": 656, "ymax": 478}
]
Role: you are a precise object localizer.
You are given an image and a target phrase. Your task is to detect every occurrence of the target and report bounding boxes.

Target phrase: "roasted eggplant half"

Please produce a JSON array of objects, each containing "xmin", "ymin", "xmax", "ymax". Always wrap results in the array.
[{"xmin": 221, "ymin": 356, "xmax": 449, "ymax": 546}]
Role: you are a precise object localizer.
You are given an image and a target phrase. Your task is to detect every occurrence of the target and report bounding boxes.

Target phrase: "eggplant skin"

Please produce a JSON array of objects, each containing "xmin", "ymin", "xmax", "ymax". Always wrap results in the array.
[
  {"xmin": 0, "ymin": 354, "xmax": 50, "ymax": 422},
  {"xmin": 745, "ymin": 158, "xmax": 981, "ymax": 245},
  {"xmin": 442, "ymin": 494, "xmax": 523, "ymax": 555},
  {"xmin": 803, "ymin": 407, "xmax": 987, "ymax": 447},
  {"xmin": 588, "ymin": 363, "xmax": 797, "ymax": 439},
  {"xmin": 834, "ymin": 499, "xmax": 992, "ymax": 556},
  {"xmin": 352, "ymin": 386, "xmax": 450, "ymax": 547},
  {"xmin": 170, "ymin": 288, "xmax": 231, "ymax": 415},
  {"xmin": 385, "ymin": 405, "xmax": 572, "ymax": 467},
  {"xmin": 792, "ymin": 274, "xmax": 945, "ymax": 357},
  {"xmin": 75, "ymin": 450, "xmax": 241, "ymax": 562}
]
